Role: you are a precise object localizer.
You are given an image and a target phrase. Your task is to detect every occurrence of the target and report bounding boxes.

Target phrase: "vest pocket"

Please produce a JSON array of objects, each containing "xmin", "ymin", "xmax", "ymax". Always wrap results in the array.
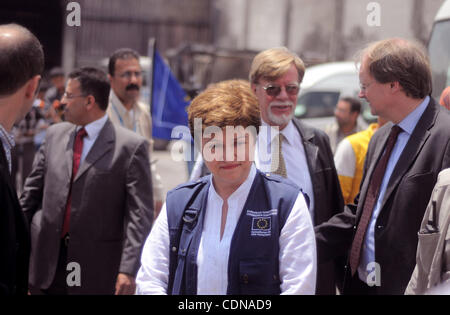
[{"xmin": 239, "ymin": 258, "xmax": 280, "ymax": 295}]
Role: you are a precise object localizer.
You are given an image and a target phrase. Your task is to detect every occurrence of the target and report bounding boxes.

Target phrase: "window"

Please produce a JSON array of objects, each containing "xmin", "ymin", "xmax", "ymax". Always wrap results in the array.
[
  {"xmin": 428, "ymin": 19, "xmax": 450, "ymax": 100},
  {"xmin": 295, "ymin": 91, "xmax": 340, "ymax": 118}
]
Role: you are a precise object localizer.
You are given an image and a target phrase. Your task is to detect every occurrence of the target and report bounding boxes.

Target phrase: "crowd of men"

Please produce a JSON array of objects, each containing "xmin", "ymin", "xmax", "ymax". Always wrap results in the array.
[{"xmin": 1, "ymin": 23, "xmax": 450, "ymax": 295}]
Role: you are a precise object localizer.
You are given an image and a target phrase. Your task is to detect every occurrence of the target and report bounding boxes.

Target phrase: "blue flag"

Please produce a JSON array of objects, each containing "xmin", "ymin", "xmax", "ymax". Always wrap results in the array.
[{"xmin": 151, "ymin": 50, "xmax": 190, "ymax": 140}]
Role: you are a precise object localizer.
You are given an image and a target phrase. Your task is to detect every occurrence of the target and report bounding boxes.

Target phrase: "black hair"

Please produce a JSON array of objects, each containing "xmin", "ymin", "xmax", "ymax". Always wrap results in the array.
[
  {"xmin": 68, "ymin": 67, "xmax": 111, "ymax": 111},
  {"xmin": 108, "ymin": 48, "xmax": 140, "ymax": 76}
]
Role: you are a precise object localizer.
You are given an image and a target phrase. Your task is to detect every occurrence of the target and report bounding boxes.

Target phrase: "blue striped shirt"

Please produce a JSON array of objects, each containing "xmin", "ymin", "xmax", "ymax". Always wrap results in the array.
[{"xmin": 0, "ymin": 123, "xmax": 15, "ymax": 173}]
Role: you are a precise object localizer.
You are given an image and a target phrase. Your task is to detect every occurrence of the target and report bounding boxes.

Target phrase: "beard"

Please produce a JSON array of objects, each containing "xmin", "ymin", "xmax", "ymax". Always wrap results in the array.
[{"xmin": 267, "ymin": 101, "xmax": 294, "ymax": 126}]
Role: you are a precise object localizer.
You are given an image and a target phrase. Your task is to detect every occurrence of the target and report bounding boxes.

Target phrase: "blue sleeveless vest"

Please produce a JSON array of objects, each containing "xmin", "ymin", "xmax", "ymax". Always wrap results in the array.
[{"xmin": 166, "ymin": 169, "xmax": 304, "ymax": 295}]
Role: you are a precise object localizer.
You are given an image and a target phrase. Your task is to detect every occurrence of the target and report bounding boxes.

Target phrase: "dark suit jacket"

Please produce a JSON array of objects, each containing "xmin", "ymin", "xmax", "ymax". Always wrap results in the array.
[
  {"xmin": 20, "ymin": 119, "xmax": 154, "ymax": 294},
  {"xmin": 315, "ymin": 98, "xmax": 450, "ymax": 294},
  {"xmin": 292, "ymin": 118, "xmax": 344, "ymax": 295},
  {"xmin": 0, "ymin": 143, "xmax": 30, "ymax": 295}
]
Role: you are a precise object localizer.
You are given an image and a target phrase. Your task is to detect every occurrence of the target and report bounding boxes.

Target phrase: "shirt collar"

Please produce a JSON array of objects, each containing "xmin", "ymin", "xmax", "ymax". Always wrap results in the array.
[
  {"xmin": 208, "ymin": 164, "xmax": 257, "ymax": 203},
  {"xmin": 78, "ymin": 114, "xmax": 108, "ymax": 140},
  {"xmin": 110, "ymin": 90, "xmax": 136, "ymax": 116},
  {"xmin": 0, "ymin": 123, "xmax": 15, "ymax": 150},
  {"xmin": 397, "ymin": 95, "xmax": 430, "ymax": 135},
  {"xmin": 260, "ymin": 119, "xmax": 295, "ymax": 146}
]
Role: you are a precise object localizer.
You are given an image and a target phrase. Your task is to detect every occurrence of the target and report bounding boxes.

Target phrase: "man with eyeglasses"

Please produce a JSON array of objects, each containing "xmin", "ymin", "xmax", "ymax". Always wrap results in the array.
[
  {"xmin": 249, "ymin": 47, "xmax": 344, "ymax": 295},
  {"xmin": 315, "ymin": 38, "xmax": 450, "ymax": 295},
  {"xmin": 107, "ymin": 48, "xmax": 164, "ymax": 218},
  {"xmin": 20, "ymin": 67, "xmax": 153, "ymax": 295},
  {"xmin": 0, "ymin": 23, "xmax": 43, "ymax": 296}
]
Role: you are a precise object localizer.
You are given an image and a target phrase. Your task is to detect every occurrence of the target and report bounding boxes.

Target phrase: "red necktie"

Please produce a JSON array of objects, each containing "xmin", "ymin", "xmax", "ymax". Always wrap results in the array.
[
  {"xmin": 349, "ymin": 125, "xmax": 402, "ymax": 276},
  {"xmin": 61, "ymin": 128, "xmax": 87, "ymax": 238}
]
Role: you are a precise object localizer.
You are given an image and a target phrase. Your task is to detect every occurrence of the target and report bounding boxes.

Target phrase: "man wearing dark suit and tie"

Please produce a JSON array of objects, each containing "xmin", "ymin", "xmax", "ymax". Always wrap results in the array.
[
  {"xmin": 315, "ymin": 38, "xmax": 450, "ymax": 295},
  {"xmin": 249, "ymin": 47, "xmax": 344, "ymax": 295},
  {"xmin": 20, "ymin": 67, "xmax": 154, "ymax": 295},
  {"xmin": 0, "ymin": 23, "xmax": 43, "ymax": 296}
]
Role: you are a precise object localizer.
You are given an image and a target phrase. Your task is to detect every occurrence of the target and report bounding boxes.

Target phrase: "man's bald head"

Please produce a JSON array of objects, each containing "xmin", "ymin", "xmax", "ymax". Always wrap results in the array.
[{"xmin": 0, "ymin": 23, "xmax": 44, "ymax": 96}]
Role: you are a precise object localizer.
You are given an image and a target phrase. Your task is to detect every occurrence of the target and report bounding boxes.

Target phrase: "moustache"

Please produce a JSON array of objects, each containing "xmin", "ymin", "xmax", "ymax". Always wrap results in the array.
[
  {"xmin": 269, "ymin": 102, "xmax": 294, "ymax": 107},
  {"xmin": 126, "ymin": 84, "xmax": 140, "ymax": 91}
]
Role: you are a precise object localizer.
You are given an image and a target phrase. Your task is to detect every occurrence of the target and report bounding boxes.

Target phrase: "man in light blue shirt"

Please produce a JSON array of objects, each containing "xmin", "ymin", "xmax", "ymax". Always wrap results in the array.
[{"xmin": 315, "ymin": 37, "xmax": 450, "ymax": 295}]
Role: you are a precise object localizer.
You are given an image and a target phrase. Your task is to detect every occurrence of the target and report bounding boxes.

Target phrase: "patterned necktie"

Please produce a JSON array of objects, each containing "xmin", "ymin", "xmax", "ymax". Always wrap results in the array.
[
  {"xmin": 271, "ymin": 133, "xmax": 287, "ymax": 178},
  {"xmin": 349, "ymin": 125, "xmax": 402, "ymax": 276},
  {"xmin": 61, "ymin": 128, "xmax": 88, "ymax": 237}
]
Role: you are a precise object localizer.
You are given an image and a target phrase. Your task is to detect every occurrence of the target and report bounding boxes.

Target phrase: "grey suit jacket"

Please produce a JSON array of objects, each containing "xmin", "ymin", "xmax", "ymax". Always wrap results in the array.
[
  {"xmin": 20, "ymin": 119, "xmax": 154, "ymax": 294},
  {"xmin": 315, "ymin": 98, "xmax": 450, "ymax": 294}
]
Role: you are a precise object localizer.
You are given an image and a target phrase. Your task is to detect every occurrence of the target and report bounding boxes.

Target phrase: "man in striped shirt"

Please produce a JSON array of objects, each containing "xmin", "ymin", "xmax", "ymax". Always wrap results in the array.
[{"xmin": 0, "ymin": 23, "xmax": 44, "ymax": 295}]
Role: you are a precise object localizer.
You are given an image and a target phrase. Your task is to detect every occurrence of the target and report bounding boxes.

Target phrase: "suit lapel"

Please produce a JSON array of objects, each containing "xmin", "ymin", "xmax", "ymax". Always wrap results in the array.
[
  {"xmin": 292, "ymin": 119, "xmax": 318, "ymax": 186},
  {"xmin": 65, "ymin": 126, "xmax": 77, "ymax": 180},
  {"xmin": 0, "ymin": 143, "xmax": 21, "ymax": 210},
  {"xmin": 74, "ymin": 119, "xmax": 114, "ymax": 182},
  {"xmin": 380, "ymin": 100, "xmax": 436, "ymax": 211}
]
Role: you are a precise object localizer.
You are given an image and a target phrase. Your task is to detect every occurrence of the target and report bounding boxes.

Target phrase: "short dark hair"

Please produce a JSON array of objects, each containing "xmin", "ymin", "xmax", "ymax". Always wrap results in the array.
[
  {"xmin": 0, "ymin": 23, "xmax": 44, "ymax": 96},
  {"xmin": 68, "ymin": 67, "xmax": 111, "ymax": 111},
  {"xmin": 49, "ymin": 67, "xmax": 64, "ymax": 78},
  {"xmin": 341, "ymin": 97, "xmax": 361, "ymax": 114},
  {"xmin": 108, "ymin": 48, "xmax": 140, "ymax": 76}
]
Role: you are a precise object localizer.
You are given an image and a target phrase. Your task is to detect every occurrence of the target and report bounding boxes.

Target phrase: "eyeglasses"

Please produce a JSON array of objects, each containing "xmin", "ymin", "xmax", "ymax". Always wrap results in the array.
[
  {"xmin": 34, "ymin": 78, "xmax": 42, "ymax": 97},
  {"xmin": 262, "ymin": 84, "xmax": 300, "ymax": 97},
  {"xmin": 62, "ymin": 92, "xmax": 86, "ymax": 99},
  {"xmin": 119, "ymin": 71, "xmax": 142, "ymax": 79}
]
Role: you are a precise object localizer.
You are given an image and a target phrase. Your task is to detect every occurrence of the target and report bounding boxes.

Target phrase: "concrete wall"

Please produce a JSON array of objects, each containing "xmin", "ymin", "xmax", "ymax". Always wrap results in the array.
[{"xmin": 213, "ymin": 0, "xmax": 445, "ymax": 63}]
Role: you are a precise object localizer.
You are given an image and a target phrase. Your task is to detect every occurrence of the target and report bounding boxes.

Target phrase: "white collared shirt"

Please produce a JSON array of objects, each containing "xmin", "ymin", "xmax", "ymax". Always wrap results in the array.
[
  {"xmin": 136, "ymin": 164, "xmax": 317, "ymax": 295},
  {"xmin": 256, "ymin": 120, "xmax": 315, "ymax": 221},
  {"xmin": 77, "ymin": 114, "xmax": 108, "ymax": 165}
]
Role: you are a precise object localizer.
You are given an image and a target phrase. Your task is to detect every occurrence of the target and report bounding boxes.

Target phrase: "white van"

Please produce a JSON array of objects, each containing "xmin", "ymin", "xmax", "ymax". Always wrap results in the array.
[
  {"xmin": 295, "ymin": 61, "xmax": 373, "ymax": 130},
  {"xmin": 428, "ymin": 0, "xmax": 450, "ymax": 100}
]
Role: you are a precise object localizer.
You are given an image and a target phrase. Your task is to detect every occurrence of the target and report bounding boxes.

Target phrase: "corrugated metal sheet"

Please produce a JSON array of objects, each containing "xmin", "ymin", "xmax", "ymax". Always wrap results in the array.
[{"xmin": 74, "ymin": 0, "xmax": 212, "ymax": 67}]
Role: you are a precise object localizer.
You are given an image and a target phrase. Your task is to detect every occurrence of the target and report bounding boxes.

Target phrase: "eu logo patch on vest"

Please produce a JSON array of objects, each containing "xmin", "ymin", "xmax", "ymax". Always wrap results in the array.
[{"xmin": 247, "ymin": 209, "xmax": 277, "ymax": 237}]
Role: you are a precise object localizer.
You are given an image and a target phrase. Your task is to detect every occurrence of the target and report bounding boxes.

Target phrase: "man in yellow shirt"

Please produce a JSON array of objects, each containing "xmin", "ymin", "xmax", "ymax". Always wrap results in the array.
[{"xmin": 334, "ymin": 117, "xmax": 387, "ymax": 204}]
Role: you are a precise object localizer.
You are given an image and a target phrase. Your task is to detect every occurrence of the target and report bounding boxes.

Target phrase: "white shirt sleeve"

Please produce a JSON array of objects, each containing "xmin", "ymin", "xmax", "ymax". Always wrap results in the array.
[
  {"xmin": 334, "ymin": 138, "xmax": 356, "ymax": 177},
  {"xmin": 135, "ymin": 203, "xmax": 170, "ymax": 295},
  {"xmin": 279, "ymin": 192, "xmax": 317, "ymax": 295}
]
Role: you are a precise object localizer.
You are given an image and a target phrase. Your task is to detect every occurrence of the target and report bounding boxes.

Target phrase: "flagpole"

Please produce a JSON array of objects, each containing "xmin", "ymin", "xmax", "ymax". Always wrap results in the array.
[{"xmin": 147, "ymin": 37, "xmax": 156, "ymax": 114}]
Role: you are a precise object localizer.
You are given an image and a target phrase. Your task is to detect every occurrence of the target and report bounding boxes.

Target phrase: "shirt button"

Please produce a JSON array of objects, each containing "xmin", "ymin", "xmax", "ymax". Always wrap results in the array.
[
  {"xmin": 242, "ymin": 274, "xmax": 249, "ymax": 284},
  {"xmin": 171, "ymin": 246, "xmax": 177, "ymax": 252}
]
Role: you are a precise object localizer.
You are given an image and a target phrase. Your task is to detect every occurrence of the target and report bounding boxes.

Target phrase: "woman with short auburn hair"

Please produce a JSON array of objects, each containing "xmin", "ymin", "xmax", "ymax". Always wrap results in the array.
[{"xmin": 136, "ymin": 79, "xmax": 317, "ymax": 295}]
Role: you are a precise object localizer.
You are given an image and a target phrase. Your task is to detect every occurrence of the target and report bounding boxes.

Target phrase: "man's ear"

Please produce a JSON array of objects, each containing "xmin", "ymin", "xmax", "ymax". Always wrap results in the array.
[
  {"xmin": 24, "ymin": 75, "xmax": 41, "ymax": 99},
  {"xmin": 390, "ymin": 81, "xmax": 401, "ymax": 93},
  {"xmin": 85, "ymin": 95, "xmax": 95, "ymax": 108}
]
